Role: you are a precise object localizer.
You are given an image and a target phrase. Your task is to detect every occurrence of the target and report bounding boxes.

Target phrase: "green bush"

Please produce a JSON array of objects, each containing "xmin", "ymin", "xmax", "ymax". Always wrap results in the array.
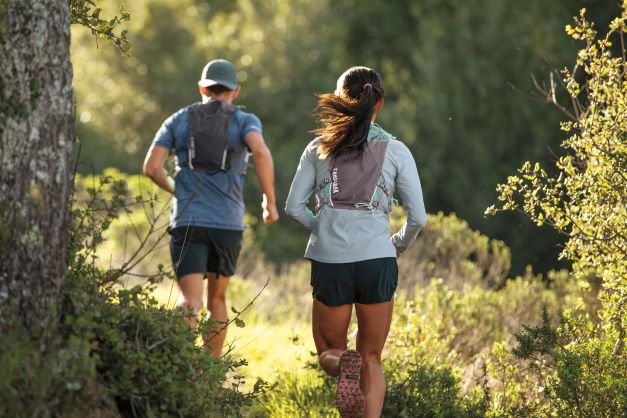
[
  {"xmin": 388, "ymin": 271, "xmax": 584, "ymax": 365},
  {"xmin": 383, "ymin": 364, "xmax": 485, "ymax": 418},
  {"xmin": 0, "ymin": 313, "xmax": 110, "ymax": 418},
  {"xmin": 0, "ymin": 174, "xmax": 259, "ymax": 417},
  {"xmin": 488, "ymin": 4, "xmax": 627, "ymax": 351},
  {"xmin": 252, "ymin": 268, "xmax": 591, "ymax": 417},
  {"xmin": 513, "ymin": 310, "xmax": 627, "ymax": 417},
  {"xmin": 383, "ymin": 273, "xmax": 591, "ymax": 416},
  {"xmin": 82, "ymin": 284, "xmax": 248, "ymax": 417},
  {"xmin": 488, "ymin": 5, "xmax": 627, "ymax": 417},
  {"xmin": 392, "ymin": 210, "xmax": 511, "ymax": 293}
]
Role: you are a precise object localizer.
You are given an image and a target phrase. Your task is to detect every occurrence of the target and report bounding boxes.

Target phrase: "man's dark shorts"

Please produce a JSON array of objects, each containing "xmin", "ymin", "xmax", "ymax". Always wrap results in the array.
[
  {"xmin": 310, "ymin": 257, "xmax": 398, "ymax": 307},
  {"xmin": 170, "ymin": 226, "xmax": 243, "ymax": 279}
]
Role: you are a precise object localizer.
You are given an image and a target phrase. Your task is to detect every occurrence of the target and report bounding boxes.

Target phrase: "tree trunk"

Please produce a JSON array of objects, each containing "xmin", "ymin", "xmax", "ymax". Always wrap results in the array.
[{"xmin": 0, "ymin": 1, "xmax": 74, "ymax": 329}]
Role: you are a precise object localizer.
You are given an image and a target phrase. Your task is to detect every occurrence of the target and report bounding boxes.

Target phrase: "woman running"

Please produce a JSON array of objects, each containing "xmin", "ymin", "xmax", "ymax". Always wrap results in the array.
[{"xmin": 285, "ymin": 66, "xmax": 427, "ymax": 418}]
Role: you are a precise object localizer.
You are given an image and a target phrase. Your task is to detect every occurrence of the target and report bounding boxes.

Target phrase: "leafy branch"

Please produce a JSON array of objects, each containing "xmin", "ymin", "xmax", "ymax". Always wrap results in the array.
[
  {"xmin": 487, "ymin": 5, "xmax": 627, "ymax": 344},
  {"xmin": 69, "ymin": 0, "xmax": 130, "ymax": 52}
]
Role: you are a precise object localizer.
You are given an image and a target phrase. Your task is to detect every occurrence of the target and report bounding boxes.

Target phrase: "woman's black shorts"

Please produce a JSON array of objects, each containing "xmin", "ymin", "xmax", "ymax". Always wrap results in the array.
[
  {"xmin": 310, "ymin": 257, "xmax": 398, "ymax": 307},
  {"xmin": 169, "ymin": 226, "xmax": 242, "ymax": 279}
]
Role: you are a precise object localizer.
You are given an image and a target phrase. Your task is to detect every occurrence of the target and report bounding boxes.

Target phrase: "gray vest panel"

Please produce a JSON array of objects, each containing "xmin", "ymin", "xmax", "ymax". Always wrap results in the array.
[
  {"xmin": 316, "ymin": 140, "xmax": 391, "ymax": 214},
  {"xmin": 186, "ymin": 100, "xmax": 238, "ymax": 175}
]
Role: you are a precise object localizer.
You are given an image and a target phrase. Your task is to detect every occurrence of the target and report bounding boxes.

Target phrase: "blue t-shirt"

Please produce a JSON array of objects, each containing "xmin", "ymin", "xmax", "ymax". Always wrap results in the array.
[{"xmin": 153, "ymin": 100, "xmax": 262, "ymax": 231}]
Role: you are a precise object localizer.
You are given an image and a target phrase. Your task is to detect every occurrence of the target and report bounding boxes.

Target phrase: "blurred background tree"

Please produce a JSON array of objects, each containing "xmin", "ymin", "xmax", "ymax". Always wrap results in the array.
[{"xmin": 71, "ymin": 0, "xmax": 616, "ymax": 274}]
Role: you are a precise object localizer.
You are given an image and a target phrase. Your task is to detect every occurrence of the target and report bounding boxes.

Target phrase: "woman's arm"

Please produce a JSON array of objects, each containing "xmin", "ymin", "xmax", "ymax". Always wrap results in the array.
[
  {"xmin": 391, "ymin": 143, "xmax": 427, "ymax": 253},
  {"xmin": 285, "ymin": 146, "xmax": 317, "ymax": 231}
]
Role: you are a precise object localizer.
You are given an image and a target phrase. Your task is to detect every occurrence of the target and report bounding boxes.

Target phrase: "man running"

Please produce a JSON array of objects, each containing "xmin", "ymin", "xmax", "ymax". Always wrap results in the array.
[{"xmin": 143, "ymin": 58, "xmax": 278, "ymax": 356}]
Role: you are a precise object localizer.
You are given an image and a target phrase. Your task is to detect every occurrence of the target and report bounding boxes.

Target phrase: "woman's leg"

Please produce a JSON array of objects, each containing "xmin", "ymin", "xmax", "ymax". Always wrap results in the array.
[
  {"xmin": 176, "ymin": 273, "xmax": 205, "ymax": 328},
  {"xmin": 206, "ymin": 273, "xmax": 230, "ymax": 356},
  {"xmin": 312, "ymin": 299, "xmax": 353, "ymax": 376},
  {"xmin": 355, "ymin": 300, "xmax": 394, "ymax": 418}
]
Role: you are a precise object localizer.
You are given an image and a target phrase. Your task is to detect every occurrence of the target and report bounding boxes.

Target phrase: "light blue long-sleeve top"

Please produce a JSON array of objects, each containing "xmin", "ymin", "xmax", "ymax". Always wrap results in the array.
[{"xmin": 285, "ymin": 123, "xmax": 427, "ymax": 263}]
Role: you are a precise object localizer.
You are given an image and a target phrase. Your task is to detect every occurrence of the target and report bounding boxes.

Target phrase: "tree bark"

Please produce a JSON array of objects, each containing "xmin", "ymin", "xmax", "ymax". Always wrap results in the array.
[{"xmin": 0, "ymin": 1, "xmax": 74, "ymax": 329}]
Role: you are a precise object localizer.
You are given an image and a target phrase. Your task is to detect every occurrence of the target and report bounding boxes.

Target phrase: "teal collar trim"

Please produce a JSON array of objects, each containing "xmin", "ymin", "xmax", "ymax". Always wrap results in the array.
[{"xmin": 367, "ymin": 123, "xmax": 395, "ymax": 142}]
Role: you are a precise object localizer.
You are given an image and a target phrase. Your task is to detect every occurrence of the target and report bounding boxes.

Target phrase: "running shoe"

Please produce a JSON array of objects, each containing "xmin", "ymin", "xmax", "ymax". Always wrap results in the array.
[{"xmin": 336, "ymin": 349, "xmax": 365, "ymax": 417}]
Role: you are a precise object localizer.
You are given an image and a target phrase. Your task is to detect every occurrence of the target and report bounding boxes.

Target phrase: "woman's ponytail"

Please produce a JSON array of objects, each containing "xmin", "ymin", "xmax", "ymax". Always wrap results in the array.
[{"xmin": 314, "ymin": 67, "xmax": 385, "ymax": 159}]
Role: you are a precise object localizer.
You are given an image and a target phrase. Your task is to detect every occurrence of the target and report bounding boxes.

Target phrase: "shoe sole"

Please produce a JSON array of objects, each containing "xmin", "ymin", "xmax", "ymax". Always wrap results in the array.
[{"xmin": 336, "ymin": 349, "xmax": 365, "ymax": 418}]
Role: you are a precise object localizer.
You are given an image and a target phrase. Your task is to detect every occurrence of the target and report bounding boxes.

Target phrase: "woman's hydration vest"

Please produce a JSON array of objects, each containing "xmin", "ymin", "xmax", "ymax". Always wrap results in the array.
[{"xmin": 315, "ymin": 133, "xmax": 392, "ymax": 215}]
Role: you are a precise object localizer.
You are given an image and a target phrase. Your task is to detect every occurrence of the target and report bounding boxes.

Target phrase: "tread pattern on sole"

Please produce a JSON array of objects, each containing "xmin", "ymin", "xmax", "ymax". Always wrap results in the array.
[{"xmin": 336, "ymin": 350, "xmax": 365, "ymax": 418}]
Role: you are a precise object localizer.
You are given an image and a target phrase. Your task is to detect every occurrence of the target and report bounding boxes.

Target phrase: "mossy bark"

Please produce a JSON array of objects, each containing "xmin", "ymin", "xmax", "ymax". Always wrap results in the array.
[{"xmin": 0, "ymin": 1, "xmax": 73, "ymax": 329}]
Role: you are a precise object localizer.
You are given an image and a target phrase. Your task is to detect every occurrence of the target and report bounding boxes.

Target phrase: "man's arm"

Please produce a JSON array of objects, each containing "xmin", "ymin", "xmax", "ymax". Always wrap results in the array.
[
  {"xmin": 143, "ymin": 144, "xmax": 175, "ymax": 194},
  {"xmin": 244, "ymin": 131, "xmax": 279, "ymax": 224}
]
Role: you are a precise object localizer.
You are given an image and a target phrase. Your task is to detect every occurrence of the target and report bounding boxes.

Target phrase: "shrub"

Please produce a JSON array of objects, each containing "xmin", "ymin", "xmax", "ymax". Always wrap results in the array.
[
  {"xmin": 383, "ymin": 364, "xmax": 485, "ymax": 418},
  {"xmin": 0, "ymin": 173, "xmax": 259, "ymax": 417},
  {"xmin": 81, "ymin": 283, "xmax": 249, "ymax": 417},
  {"xmin": 487, "ymin": 5, "xmax": 627, "ymax": 349},
  {"xmin": 487, "ymin": 5, "xmax": 627, "ymax": 416},
  {"xmin": 252, "ymin": 267, "xmax": 590, "ymax": 417},
  {"xmin": 388, "ymin": 271, "xmax": 584, "ymax": 364},
  {"xmin": 513, "ymin": 310, "xmax": 627, "ymax": 417},
  {"xmin": 393, "ymin": 210, "xmax": 511, "ymax": 294},
  {"xmin": 0, "ymin": 312, "xmax": 111, "ymax": 418}
]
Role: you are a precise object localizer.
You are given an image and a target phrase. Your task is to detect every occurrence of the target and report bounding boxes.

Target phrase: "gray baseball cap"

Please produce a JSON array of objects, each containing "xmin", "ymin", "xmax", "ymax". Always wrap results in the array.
[{"xmin": 198, "ymin": 59, "xmax": 238, "ymax": 90}]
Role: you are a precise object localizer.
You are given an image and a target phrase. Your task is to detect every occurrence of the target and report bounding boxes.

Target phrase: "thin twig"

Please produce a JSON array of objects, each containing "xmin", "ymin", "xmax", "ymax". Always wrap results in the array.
[{"xmin": 203, "ymin": 278, "xmax": 271, "ymax": 350}]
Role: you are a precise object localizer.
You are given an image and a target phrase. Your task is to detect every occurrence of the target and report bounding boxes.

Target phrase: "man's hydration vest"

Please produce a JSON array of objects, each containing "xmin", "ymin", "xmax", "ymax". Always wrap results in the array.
[
  {"xmin": 314, "ymin": 137, "xmax": 392, "ymax": 215},
  {"xmin": 179, "ymin": 100, "xmax": 247, "ymax": 175}
]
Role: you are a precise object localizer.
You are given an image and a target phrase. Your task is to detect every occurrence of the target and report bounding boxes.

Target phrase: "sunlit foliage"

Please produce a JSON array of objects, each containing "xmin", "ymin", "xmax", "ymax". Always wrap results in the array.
[
  {"xmin": 70, "ymin": 0, "xmax": 130, "ymax": 51},
  {"xmin": 70, "ymin": 0, "xmax": 617, "ymax": 272},
  {"xmin": 488, "ymin": 5, "xmax": 627, "ymax": 343}
]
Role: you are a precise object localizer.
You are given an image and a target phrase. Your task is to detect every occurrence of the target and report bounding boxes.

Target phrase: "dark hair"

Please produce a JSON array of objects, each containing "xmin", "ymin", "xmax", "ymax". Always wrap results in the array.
[
  {"xmin": 314, "ymin": 66, "xmax": 385, "ymax": 158},
  {"xmin": 205, "ymin": 84, "xmax": 233, "ymax": 95}
]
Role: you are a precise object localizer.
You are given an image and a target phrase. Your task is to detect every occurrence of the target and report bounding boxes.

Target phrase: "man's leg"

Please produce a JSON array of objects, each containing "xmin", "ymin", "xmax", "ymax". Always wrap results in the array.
[
  {"xmin": 203, "ymin": 228, "xmax": 242, "ymax": 356},
  {"xmin": 176, "ymin": 273, "xmax": 205, "ymax": 328},
  {"xmin": 171, "ymin": 226, "xmax": 207, "ymax": 329},
  {"xmin": 355, "ymin": 300, "xmax": 394, "ymax": 418},
  {"xmin": 205, "ymin": 273, "xmax": 230, "ymax": 356}
]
